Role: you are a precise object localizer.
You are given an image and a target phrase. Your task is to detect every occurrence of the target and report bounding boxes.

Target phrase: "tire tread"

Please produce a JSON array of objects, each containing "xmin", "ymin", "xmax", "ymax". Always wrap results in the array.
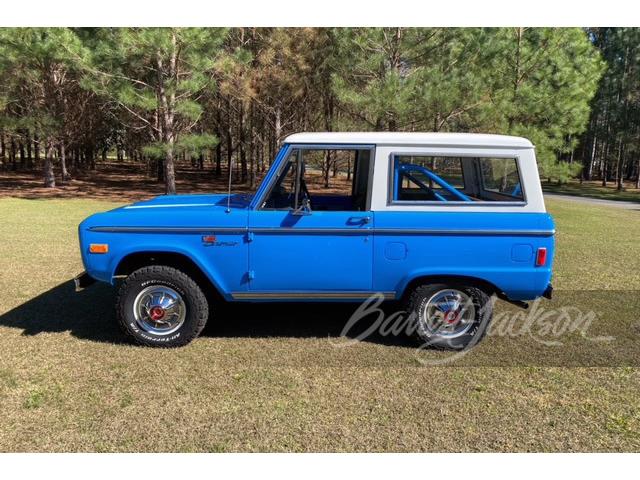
[{"xmin": 116, "ymin": 265, "xmax": 209, "ymax": 348}]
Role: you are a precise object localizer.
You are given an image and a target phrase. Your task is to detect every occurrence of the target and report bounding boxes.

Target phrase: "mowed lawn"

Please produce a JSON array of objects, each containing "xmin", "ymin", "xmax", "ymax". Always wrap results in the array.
[
  {"xmin": 0, "ymin": 196, "xmax": 639, "ymax": 452},
  {"xmin": 542, "ymin": 179, "xmax": 640, "ymax": 203}
]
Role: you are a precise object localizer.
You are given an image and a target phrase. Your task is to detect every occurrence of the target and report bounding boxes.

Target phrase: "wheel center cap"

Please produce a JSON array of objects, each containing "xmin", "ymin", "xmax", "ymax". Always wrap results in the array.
[
  {"xmin": 445, "ymin": 310, "xmax": 459, "ymax": 324},
  {"xmin": 150, "ymin": 306, "xmax": 165, "ymax": 321}
]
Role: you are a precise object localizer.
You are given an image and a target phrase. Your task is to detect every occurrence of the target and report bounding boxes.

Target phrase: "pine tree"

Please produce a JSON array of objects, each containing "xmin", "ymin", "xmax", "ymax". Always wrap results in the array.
[
  {"xmin": 85, "ymin": 28, "xmax": 226, "ymax": 194},
  {"xmin": 0, "ymin": 28, "xmax": 89, "ymax": 187}
]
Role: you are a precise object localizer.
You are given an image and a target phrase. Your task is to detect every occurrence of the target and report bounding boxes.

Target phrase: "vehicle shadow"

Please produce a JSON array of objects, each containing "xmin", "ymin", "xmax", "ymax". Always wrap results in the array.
[{"xmin": 0, "ymin": 279, "xmax": 414, "ymax": 348}]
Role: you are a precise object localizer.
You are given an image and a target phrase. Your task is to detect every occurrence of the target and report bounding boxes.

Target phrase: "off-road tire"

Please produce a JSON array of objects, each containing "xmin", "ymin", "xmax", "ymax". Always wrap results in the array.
[
  {"xmin": 116, "ymin": 265, "xmax": 209, "ymax": 347},
  {"xmin": 404, "ymin": 283, "xmax": 492, "ymax": 350}
]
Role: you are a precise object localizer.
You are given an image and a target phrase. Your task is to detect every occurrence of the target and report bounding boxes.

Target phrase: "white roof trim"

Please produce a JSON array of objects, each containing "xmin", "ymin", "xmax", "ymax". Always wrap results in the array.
[{"xmin": 284, "ymin": 132, "xmax": 534, "ymax": 149}]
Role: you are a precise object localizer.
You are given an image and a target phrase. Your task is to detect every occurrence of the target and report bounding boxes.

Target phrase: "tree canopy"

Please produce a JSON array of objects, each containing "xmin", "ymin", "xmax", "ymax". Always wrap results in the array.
[{"xmin": 0, "ymin": 27, "xmax": 626, "ymax": 193}]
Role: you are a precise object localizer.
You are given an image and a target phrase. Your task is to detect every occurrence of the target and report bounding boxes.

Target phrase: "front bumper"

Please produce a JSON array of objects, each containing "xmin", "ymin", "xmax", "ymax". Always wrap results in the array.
[{"xmin": 74, "ymin": 271, "xmax": 96, "ymax": 292}]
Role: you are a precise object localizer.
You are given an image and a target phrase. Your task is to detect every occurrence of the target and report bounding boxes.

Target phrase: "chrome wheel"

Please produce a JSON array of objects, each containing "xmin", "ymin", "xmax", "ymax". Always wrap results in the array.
[
  {"xmin": 422, "ymin": 289, "xmax": 476, "ymax": 339},
  {"xmin": 133, "ymin": 285, "xmax": 186, "ymax": 335}
]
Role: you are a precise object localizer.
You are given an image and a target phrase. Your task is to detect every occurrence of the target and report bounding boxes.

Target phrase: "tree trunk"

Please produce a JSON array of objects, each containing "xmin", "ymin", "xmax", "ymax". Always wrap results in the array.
[
  {"xmin": 274, "ymin": 107, "xmax": 282, "ymax": 148},
  {"xmin": 43, "ymin": 140, "xmax": 56, "ymax": 188},
  {"xmin": 215, "ymin": 141, "xmax": 222, "ymax": 176},
  {"xmin": 60, "ymin": 143, "xmax": 70, "ymax": 182},
  {"xmin": 25, "ymin": 130, "xmax": 33, "ymax": 169},
  {"xmin": 0, "ymin": 131, "xmax": 5, "ymax": 169},
  {"xmin": 323, "ymin": 94, "xmax": 334, "ymax": 188},
  {"xmin": 34, "ymin": 132, "xmax": 40, "ymax": 167},
  {"xmin": 248, "ymin": 102, "xmax": 256, "ymax": 189},
  {"xmin": 616, "ymin": 138, "xmax": 624, "ymax": 191},
  {"xmin": 10, "ymin": 138, "xmax": 16, "ymax": 171},
  {"xmin": 324, "ymin": 150, "xmax": 332, "ymax": 188},
  {"xmin": 587, "ymin": 135, "xmax": 597, "ymax": 181},
  {"xmin": 164, "ymin": 136, "xmax": 177, "ymax": 194},
  {"xmin": 239, "ymin": 104, "xmax": 247, "ymax": 182},
  {"xmin": 18, "ymin": 138, "xmax": 25, "ymax": 169}
]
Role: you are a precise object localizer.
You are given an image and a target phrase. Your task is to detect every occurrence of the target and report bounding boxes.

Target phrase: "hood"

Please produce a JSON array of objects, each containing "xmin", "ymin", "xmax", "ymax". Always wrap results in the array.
[
  {"xmin": 121, "ymin": 193, "xmax": 253, "ymax": 210},
  {"xmin": 80, "ymin": 193, "xmax": 253, "ymax": 231}
]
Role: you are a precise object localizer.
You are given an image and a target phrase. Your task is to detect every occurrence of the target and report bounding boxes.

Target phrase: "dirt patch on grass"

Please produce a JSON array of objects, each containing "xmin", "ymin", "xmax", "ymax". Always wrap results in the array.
[
  {"xmin": 0, "ymin": 163, "xmax": 245, "ymax": 202},
  {"xmin": 0, "ymin": 163, "xmax": 354, "ymax": 202}
]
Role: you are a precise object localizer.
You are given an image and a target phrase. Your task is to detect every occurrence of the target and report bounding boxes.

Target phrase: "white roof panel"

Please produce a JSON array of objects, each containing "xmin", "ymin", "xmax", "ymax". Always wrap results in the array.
[{"xmin": 284, "ymin": 132, "xmax": 533, "ymax": 149}]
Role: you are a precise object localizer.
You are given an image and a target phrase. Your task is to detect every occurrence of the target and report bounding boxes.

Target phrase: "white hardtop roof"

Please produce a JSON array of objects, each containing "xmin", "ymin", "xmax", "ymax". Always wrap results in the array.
[{"xmin": 284, "ymin": 132, "xmax": 533, "ymax": 149}]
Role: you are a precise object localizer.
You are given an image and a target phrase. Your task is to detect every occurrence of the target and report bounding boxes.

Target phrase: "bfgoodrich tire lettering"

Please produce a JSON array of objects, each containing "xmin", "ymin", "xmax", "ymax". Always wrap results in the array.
[
  {"xmin": 116, "ymin": 265, "xmax": 209, "ymax": 347},
  {"xmin": 405, "ymin": 283, "xmax": 492, "ymax": 350}
]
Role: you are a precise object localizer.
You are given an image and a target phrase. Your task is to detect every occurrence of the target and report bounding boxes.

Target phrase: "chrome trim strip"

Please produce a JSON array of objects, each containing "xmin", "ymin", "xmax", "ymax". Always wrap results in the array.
[
  {"xmin": 89, "ymin": 226, "xmax": 247, "ymax": 234},
  {"xmin": 124, "ymin": 203, "xmax": 215, "ymax": 209},
  {"xmin": 251, "ymin": 227, "xmax": 371, "ymax": 235},
  {"xmin": 231, "ymin": 291, "xmax": 396, "ymax": 300},
  {"xmin": 373, "ymin": 228, "xmax": 555, "ymax": 237},
  {"xmin": 89, "ymin": 226, "xmax": 555, "ymax": 237},
  {"xmin": 388, "ymin": 201, "xmax": 528, "ymax": 207},
  {"xmin": 387, "ymin": 151, "xmax": 529, "ymax": 207}
]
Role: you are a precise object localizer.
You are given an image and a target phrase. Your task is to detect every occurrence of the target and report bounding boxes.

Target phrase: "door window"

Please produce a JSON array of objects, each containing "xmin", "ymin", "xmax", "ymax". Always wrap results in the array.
[{"xmin": 262, "ymin": 147, "xmax": 373, "ymax": 211}]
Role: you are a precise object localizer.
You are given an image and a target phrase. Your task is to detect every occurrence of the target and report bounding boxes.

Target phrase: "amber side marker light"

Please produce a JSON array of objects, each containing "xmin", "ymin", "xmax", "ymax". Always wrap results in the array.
[
  {"xmin": 89, "ymin": 244, "xmax": 109, "ymax": 254},
  {"xmin": 535, "ymin": 247, "xmax": 547, "ymax": 267}
]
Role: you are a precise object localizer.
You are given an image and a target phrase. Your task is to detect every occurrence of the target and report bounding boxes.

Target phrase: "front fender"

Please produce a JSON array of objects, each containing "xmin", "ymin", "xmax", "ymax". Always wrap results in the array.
[{"xmin": 80, "ymin": 231, "xmax": 246, "ymax": 301}]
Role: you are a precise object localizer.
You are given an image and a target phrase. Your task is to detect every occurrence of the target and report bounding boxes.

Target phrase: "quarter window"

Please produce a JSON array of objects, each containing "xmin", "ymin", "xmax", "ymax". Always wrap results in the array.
[{"xmin": 478, "ymin": 157, "xmax": 523, "ymax": 199}]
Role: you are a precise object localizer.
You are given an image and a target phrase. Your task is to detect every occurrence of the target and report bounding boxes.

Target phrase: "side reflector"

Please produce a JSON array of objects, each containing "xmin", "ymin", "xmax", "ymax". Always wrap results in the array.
[
  {"xmin": 535, "ymin": 247, "xmax": 547, "ymax": 266},
  {"xmin": 89, "ymin": 244, "xmax": 109, "ymax": 254}
]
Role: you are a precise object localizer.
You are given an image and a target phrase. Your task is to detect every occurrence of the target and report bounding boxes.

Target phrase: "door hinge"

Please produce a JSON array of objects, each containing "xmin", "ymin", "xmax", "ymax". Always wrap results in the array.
[
  {"xmin": 246, "ymin": 231, "xmax": 254, "ymax": 242},
  {"xmin": 247, "ymin": 270, "xmax": 255, "ymax": 281}
]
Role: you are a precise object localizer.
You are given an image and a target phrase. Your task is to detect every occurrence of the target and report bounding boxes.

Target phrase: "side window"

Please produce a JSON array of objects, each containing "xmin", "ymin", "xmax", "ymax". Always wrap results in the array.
[
  {"xmin": 390, "ymin": 154, "xmax": 524, "ymax": 204},
  {"xmin": 394, "ymin": 156, "xmax": 465, "ymax": 202},
  {"xmin": 262, "ymin": 147, "xmax": 373, "ymax": 211},
  {"xmin": 478, "ymin": 157, "xmax": 524, "ymax": 200}
]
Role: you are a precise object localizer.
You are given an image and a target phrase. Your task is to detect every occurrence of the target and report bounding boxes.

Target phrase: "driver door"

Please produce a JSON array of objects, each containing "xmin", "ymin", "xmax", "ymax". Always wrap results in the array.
[{"xmin": 247, "ymin": 146, "xmax": 374, "ymax": 294}]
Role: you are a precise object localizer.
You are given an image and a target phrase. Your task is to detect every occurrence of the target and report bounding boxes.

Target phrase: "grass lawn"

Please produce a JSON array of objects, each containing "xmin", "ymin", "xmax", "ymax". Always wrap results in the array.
[
  {"xmin": 542, "ymin": 179, "xmax": 640, "ymax": 203},
  {"xmin": 0, "ymin": 196, "xmax": 639, "ymax": 451}
]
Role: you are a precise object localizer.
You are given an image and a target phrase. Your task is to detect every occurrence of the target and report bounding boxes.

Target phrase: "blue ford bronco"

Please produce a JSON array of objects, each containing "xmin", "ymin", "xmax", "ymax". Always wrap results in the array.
[{"xmin": 76, "ymin": 132, "xmax": 555, "ymax": 348}]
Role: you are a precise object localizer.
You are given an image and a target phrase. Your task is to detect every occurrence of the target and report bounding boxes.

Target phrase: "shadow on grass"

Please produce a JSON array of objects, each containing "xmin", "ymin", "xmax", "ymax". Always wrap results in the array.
[
  {"xmin": 0, "ymin": 279, "xmax": 413, "ymax": 348},
  {"xmin": 0, "ymin": 281, "xmax": 125, "ymax": 344}
]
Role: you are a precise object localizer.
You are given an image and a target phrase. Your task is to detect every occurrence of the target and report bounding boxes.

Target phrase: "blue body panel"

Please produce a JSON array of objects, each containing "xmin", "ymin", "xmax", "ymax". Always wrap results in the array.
[
  {"xmin": 247, "ymin": 210, "xmax": 373, "ymax": 292},
  {"xmin": 372, "ymin": 211, "xmax": 554, "ymax": 300},
  {"xmin": 79, "ymin": 194, "xmax": 250, "ymax": 300},
  {"xmin": 78, "ymin": 144, "xmax": 555, "ymax": 303}
]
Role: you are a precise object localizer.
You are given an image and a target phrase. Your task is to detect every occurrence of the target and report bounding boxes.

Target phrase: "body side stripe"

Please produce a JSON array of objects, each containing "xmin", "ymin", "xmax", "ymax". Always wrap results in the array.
[{"xmin": 89, "ymin": 226, "xmax": 555, "ymax": 237}]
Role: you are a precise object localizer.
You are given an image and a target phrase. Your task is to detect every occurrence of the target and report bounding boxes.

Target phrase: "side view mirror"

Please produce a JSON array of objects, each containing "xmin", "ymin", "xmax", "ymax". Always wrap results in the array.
[{"xmin": 291, "ymin": 197, "xmax": 312, "ymax": 216}]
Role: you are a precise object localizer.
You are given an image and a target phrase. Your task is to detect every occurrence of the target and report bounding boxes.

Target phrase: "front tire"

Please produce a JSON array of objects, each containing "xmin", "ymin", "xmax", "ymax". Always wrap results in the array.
[
  {"xmin": 116, "ymin": 265, "xmax": 209, "ymax": 347},
  {"xmin": 405, "ymin": 283, "xmax": 492, "ymax": 350}
]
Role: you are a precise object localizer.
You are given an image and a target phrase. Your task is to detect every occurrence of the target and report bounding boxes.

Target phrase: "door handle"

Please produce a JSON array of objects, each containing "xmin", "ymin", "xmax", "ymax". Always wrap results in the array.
[{"xmin": 348, "ymin": 216, "xmax": 371, "ymax": 225}]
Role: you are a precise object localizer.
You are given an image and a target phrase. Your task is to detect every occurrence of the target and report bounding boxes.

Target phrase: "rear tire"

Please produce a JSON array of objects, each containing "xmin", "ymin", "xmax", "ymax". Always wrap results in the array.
[
  {"xmin": 404, "ymin": 283, "xmax": 492, "ymax": 350},
  {"xmin": 116, "ymin": 265, "xmax": 209, "ymax": 347}
]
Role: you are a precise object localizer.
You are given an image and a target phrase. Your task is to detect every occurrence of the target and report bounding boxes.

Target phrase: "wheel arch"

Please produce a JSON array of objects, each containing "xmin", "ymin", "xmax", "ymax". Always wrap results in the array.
[
  {"xmin": 399, "ymin": 274, "xmax": 501, "ymax": 301},
  {"xmin": 113, "ymin": 251, "xmax": 225, "ymax": 301}
]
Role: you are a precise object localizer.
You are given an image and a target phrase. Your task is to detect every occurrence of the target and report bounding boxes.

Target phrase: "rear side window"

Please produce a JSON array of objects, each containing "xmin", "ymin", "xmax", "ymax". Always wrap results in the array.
[
  {"xmin": 478, "ymin": 157, "xmax": 523, "ymax": 199},
  {"xmin": 390, "ymin": 154, "xmax": 524, "ymax": 204}
]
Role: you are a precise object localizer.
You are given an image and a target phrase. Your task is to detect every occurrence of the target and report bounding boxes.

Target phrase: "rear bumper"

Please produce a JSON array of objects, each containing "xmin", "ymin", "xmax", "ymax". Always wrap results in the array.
[
  {"xmin": 74, "ymin": 271, "xmax": 96, "ymax": 292},
  {"xmin": 543, "ymin": 283, "xmax": 553, "ymax": 300}
]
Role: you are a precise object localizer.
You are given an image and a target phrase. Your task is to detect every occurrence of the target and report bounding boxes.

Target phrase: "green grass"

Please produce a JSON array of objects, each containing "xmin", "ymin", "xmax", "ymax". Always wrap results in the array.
[
  {"xmin": 543, "ymin": 179, "xmax": 640, "ymax": 203},
  {"xmin": 0, "ymin": 196, "xmax": 639, "ymax": 451}
]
